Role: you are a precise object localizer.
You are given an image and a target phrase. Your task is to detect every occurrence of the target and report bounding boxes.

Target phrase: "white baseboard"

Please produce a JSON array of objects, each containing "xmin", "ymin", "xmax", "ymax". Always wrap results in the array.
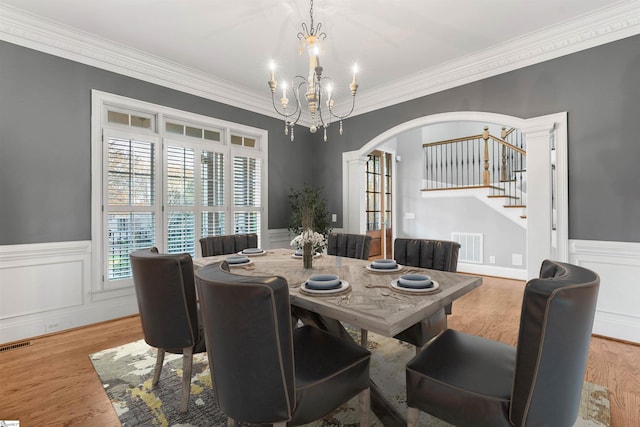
[
  {"xmin": 569, "ymin": 239, "xmax": 640, "ymax": 344},
  {"xmin": 457, "ymin": 262, "xmax": 527, "ymax": 280}
]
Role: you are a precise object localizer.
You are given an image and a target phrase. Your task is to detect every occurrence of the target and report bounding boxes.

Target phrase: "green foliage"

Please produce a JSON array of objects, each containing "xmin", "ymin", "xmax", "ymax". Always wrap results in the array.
[{"xmin": 288, "ymin": 185, "xmax": 332, "ymax": 238}]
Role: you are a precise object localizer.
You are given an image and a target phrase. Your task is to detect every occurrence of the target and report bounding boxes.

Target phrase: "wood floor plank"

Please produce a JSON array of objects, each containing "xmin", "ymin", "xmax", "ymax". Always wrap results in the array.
[{"xmin": 0, "ymin": 278, "xmax": 638, "ymax": 426}]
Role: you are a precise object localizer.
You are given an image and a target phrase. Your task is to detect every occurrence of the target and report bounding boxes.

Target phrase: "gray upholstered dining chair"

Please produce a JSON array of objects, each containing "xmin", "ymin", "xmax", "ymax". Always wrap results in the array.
[
  {"xmin": 195, "ymin": 261, "xmax": 372, "ymax": 426},
  {"xmin": 129, "ymin": 247, "xmax": 207, "ymax": 413},
  {"xmin": 199, "ymin": 232, "xmax": 258, "ymax": 257},
  {"xmin": 326, "ymin": 232, "xmax": 372, "ymax": 260},
  {"xmin": 393, "ymin": 238, "xmax": 461, "ymax": 347},
  {"xmin": 406, "ymin": 260, "xmax": 600, "ymax": 427}
]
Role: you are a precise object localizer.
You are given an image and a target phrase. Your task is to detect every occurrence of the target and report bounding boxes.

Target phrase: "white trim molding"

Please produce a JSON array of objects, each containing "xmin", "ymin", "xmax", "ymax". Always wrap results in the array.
[
  {"xmin": 570, "ymin": 239, "xmax": 640, "ymax": 344},
  {"xmin": 1, "ymin": 2, "xmax": 639, "ymax": 124}
]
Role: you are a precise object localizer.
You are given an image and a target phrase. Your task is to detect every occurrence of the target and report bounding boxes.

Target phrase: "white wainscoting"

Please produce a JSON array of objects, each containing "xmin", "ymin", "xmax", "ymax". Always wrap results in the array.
[
  {"xmin": 569, "ymin": 239, "xmax": 640, "ymax": 344},
  {"xmin": 0, "ymin": 241, "xmax": 138, "ymax": 344},
  {"xmin": 266, "ymin": 228, "xmax": 344, "ymax": 251},
  {"xmin": 2, "ymin": 237, "xmax": 636, "ymax": 344}
]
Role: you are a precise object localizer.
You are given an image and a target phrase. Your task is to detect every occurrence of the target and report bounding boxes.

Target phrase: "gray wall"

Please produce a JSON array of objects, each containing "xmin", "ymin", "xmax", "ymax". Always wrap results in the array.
[
  {"xmin": 3, "ymin": 33, "xmax": 640, "ymax": 246},
  {"xmin": 0, "ymin": 41, "xmax": 314, "ymax": 245},
  {"xmin": 312, "ymin": 34, "xmax": 640, "ymax": 243}
]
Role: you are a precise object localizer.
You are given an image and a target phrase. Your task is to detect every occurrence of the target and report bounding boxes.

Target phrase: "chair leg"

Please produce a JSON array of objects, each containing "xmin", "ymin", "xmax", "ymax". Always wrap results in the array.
[
  {"xmin": 180, "ymin": 346, "xmax": 193, "ymax": 413},
  {"xmin": 359, "ymin": 387, "xmax": 370, "ymax": 426},
  {"xmin": 360, "ymin": 329, "xmax": 368, "ymax": 348},
  {"xmin": 407, "ymin": 406, "xmax": 420, "ymax": 427},
  {"xmin": 152, "ymin": 349, "xmax": 165, "ymax": 386}
]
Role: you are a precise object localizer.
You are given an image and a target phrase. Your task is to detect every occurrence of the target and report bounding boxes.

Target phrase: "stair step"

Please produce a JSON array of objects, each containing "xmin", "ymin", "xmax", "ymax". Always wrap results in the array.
[
  {"xmin": 504, "ymin": 205, "xmax": 526, "ymax": 208},
  {"xmin": 488, "ymin": 195, "xmax": 519, "ymax": 199}
]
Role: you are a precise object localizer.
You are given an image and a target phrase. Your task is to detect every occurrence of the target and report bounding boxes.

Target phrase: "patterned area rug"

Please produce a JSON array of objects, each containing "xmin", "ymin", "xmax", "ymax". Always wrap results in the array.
[{"xmin": 90, "ymin": 333, "xmax": 610, "ymax": 427}]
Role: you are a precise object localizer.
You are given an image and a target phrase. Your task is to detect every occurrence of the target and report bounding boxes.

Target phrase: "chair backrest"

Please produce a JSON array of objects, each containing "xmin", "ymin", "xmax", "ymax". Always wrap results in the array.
[
  {"xmin": 393, "ymin": 238, "xmax": 460, "ymax": 272},
  {"xmin": 129, "ymin": 247, "xmax": 199, "ymax": 350},
  {"xmin": 199, "ymin": 233, "xmax": 258, "ymax": 257},
  {"xmin": 326, "ymin": 233, "xmax": 372, "ymax": 260},
  {"xmin": 195, "ymin": 262, "xmax": 295, "ymax": 424},
  {"xmin": 510, "ymin": 260, "xmax": 600, "ymax": 426}
]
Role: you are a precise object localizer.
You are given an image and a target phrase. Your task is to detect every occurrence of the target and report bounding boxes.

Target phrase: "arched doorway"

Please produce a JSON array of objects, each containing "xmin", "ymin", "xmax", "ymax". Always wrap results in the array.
[{"xmin": 342, "ymin": 111, "xmax": 567, "ymax": 279}]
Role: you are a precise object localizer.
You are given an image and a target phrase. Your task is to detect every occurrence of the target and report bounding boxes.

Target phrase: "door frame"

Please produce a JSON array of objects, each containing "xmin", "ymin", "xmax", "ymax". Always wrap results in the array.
[{"xmin": 342, "ymin": 111, "xmax": 568, "ymax": 279}]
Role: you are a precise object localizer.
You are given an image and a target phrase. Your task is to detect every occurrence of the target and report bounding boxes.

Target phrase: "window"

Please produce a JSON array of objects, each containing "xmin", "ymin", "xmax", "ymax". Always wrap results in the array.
[
  {"xmin": 93, "ymin": 92, "xmax": 267, "ymax": 290},
  {"xmin": 232, "ymin": 152, "xmax": 262, "ymax": 234},
  {"xmin": 104, "ymin": 131, "xmax": 160, "ymax": 280}
]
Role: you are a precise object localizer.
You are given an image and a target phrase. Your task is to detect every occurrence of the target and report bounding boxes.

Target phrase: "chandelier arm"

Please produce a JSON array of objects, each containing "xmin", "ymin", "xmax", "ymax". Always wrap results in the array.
[
  {"xmin": 328, "ymin": 93, "xmax": 356, "ymax": 121},
  {"xmin": 269, "ymin": 91, "xmax": 291, "ymax": 119},
  {"xmin": 316, "ymin": 76, "xmax": 334, "ymax": 128},
  {"xmin": 286, "ymin": 77, "xmax": 308, "ymax": 127}
]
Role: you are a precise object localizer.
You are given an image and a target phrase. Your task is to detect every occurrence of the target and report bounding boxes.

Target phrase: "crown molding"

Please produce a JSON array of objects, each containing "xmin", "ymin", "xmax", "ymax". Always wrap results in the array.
[
  {"xmin": 2, "ymin": 1, "xmax": 640, "ymax": 125},
  {"xmin": 0, "ymin": 3, "xmax": 278, "ymax": 120},
  {"xmin": 346, "ymin": 0, "xmax": 640, "ymax": 117}
]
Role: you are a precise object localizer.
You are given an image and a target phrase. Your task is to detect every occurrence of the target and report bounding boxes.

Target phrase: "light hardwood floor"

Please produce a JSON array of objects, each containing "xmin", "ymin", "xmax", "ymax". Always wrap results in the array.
[{"xmin": 0, "ymin": 276, "xmax": 638, "ymax": 426}]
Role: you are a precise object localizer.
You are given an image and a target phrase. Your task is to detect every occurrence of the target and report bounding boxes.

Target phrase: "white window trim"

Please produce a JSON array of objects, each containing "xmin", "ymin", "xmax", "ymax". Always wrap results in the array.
[{"xmin": 91, "ymin": 90, "xmax": 268, "ymax": 295}]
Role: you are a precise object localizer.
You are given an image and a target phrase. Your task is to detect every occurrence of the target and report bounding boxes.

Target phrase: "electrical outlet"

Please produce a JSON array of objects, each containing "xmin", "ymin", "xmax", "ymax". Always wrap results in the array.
[
  {"xmin": 45, "ymin": 321, "xmax": 61, "ymax": 332},
  {"xmin": 331, "ymin": 213, "xmax": 337, "ymax": 222},
  {"xmin": 489, "ymin": 256, "xmax": 496, "ymax": 264}
]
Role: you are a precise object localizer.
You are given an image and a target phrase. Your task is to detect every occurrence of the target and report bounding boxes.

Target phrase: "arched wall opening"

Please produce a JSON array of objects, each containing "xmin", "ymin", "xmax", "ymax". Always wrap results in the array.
[{"xmin": 342, "ymin": 111, "xmax": 567, "ymax": 279}]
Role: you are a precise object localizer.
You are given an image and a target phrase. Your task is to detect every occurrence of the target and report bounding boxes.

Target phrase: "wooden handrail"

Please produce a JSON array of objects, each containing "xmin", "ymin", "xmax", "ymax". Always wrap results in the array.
[
  {"xmin": 487, "ymin": 134, "xmax": 526, "ymax": 156},
  {"xmin": 422, "ymin": 126, "xmax": 527, "ymax": 210}
]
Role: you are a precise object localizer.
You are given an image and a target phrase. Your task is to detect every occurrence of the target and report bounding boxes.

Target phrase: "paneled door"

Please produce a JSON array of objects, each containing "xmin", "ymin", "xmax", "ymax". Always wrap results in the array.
[{"xmin": 366, "ymin": 151, "xmax": 392, "ymax": 259}]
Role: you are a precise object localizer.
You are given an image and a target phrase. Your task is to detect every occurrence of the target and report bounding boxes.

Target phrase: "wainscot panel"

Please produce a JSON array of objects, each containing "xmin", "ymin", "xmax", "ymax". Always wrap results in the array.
[
  {"xmin": 0, "ymin": 241, "xmax": 138, "ymax": 344},
  {"xmin": 570, "ymin": 239, "xmax": 640, "ymax": 344}
]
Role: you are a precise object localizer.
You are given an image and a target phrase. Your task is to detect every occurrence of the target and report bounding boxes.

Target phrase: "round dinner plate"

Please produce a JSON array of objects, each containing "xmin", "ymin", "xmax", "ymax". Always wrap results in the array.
[
  {"xmin": 371, "ymin": 259, "xmax": 398, "ymax": 268},
  {"xmin": 292, "ymin": 252, "xmax": 322, "ymax": 259},
  {"xmin": 300, "ymin": 280, "xmax": 350, "ymax": 295},
  {"xmin": 390, "ymin": 279, "xmax": 439, "ymax": 294},
  {"xmin": 237, "ymin": 249, "xmax": 266, "ymax": 256},
  {"xmin": 398, "ymin": 274, "xmax": 432, "ymax": 288},
  {"xmin": 366, "ymin": 264, "xmax": 404, "ymax": 273},
  {"xmin": 225, "ymin": 257, "xmax": 253, "ymax": 267}
]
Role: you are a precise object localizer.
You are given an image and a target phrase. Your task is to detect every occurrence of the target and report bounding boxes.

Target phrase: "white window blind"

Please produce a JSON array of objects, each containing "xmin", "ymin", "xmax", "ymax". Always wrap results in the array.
[
  {"xmin": 105, "ymin": 134, "xmax": 160, "ymax": 281},
  {"xmin": 166, "ymin": 145, "xmax": 196, "ymax": 255},
  {"xmin": 201, "ymin": 150, "xmax": 225, "ymax": 237},
  {"xmin": 233, "ymin": 154, "xmax": 261, "ymax": 235}
]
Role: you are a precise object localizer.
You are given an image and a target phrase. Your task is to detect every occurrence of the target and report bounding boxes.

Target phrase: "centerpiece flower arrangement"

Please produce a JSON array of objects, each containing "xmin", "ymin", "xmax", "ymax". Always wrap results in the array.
[
  {"xmin": 288, "ymin": 185, "xmax": 331, "ymax": 269},
  {"xmin": 290, "ymin": 228, "xmax": 327, "ymax": 269}
]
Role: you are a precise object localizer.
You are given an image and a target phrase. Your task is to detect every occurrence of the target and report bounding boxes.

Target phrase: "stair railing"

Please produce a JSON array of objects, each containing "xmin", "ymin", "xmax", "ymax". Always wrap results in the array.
[{"xmin": 422, "ymin": 126, "xmax": 527, "ymax": 208}]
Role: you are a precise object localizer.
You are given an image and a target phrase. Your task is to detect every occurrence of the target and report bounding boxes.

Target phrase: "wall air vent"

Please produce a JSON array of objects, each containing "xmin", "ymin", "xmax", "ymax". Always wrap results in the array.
[
  {"xmin": 0, "ymin": 340, "xmax": 32, "ymax": 353},
  {"xmin": 451, "ymin": 232, "xmax": 483, "ymax": 264}
]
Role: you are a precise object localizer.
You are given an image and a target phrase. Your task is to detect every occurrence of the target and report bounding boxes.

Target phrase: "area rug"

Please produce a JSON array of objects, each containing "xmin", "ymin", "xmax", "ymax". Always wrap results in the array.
[{"xmin": 90, "ymin": 333, "xmax": 611, "ymax": 427}]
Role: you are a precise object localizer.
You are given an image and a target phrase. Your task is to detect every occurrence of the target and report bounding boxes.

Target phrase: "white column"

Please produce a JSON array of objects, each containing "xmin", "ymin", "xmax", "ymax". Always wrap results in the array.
[{"xmin": 342, "ymin": 151, "xmax": 368, "ymax": 234}]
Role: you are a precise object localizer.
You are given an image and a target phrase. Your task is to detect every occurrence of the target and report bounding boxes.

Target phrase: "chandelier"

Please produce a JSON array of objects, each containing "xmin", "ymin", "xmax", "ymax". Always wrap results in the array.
[{"xmin": 268, "ymin": 0, "xmax": 358, "ymax": 142}]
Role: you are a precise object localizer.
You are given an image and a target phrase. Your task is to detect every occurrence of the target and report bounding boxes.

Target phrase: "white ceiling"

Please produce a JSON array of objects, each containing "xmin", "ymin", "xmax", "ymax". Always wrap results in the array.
[{"xmin": 1, "ymin": 0, "xmax": 639, "ymax": 118}]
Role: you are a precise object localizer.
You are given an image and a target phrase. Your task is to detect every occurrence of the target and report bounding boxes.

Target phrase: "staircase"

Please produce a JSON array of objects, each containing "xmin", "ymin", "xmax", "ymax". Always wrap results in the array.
[{"xmin": 421, "ymin": 126, "xmax": 527, "ymax": 222}]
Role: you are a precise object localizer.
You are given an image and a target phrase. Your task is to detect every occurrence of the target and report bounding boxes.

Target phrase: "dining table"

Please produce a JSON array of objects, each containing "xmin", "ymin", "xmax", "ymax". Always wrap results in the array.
[{"xmin": 193, "ymin": 247, "xmax": 482, "ymax": 426}]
